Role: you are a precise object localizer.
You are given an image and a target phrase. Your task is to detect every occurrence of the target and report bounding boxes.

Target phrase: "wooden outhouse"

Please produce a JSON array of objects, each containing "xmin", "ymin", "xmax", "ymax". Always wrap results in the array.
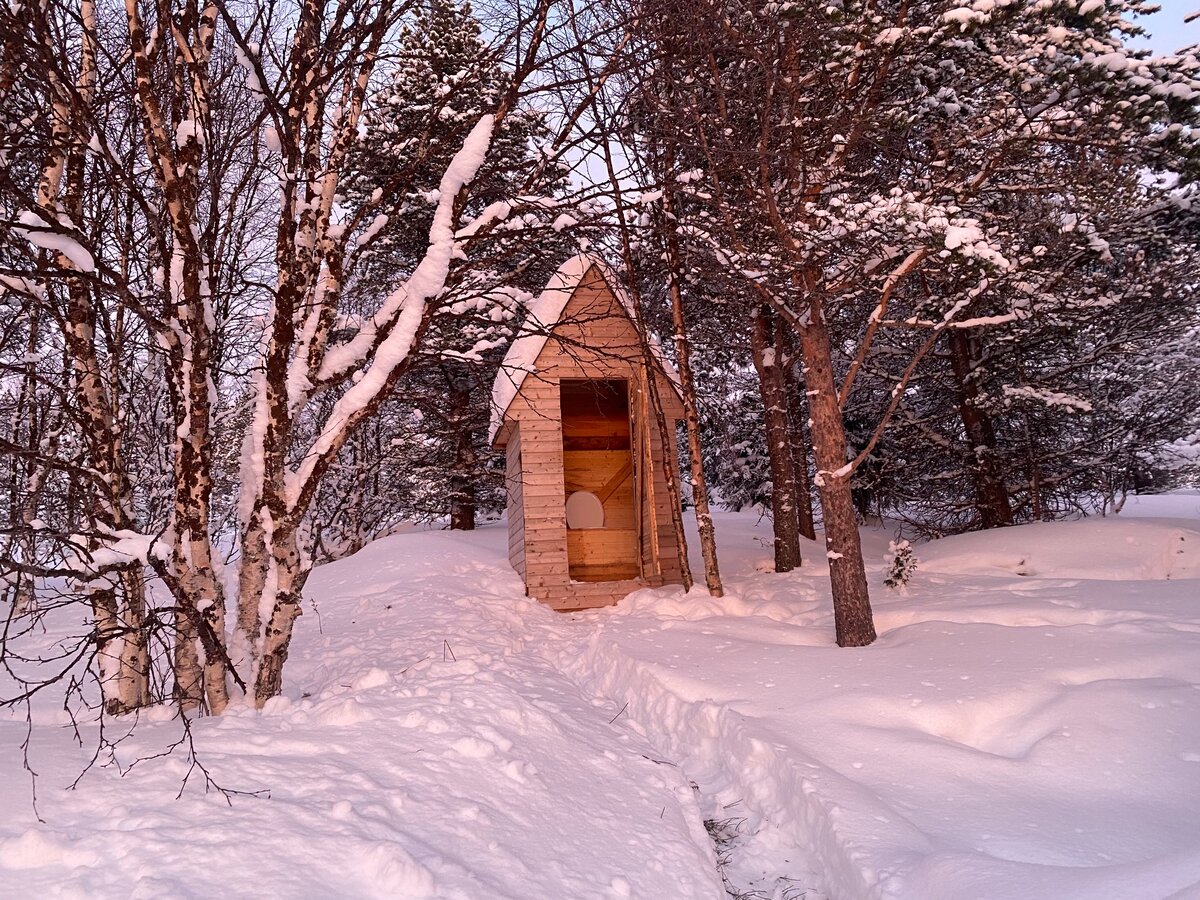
[{"xmin": 489, "ymin": 255, "xmax": 691, "ymax": 610}]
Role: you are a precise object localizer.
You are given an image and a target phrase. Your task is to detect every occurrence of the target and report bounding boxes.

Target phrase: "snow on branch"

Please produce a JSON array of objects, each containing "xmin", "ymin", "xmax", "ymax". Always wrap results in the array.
[
  {"xmin": 1003, "ymin": 385, "xmax": 1094, "ymax": 413},
  {"xmin": 12, "ymin": 210, "xmax": 97, "ymax": 273},
  {"xmin": 289, "ymin": 115, "xmax": 496, "ymax": 508}
]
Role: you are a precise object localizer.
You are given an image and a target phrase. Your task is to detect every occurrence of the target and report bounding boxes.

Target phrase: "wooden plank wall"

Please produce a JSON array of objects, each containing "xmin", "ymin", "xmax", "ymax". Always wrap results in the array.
[
  {"xmin": 636, "ymin": 377, "xmax": 686, "ymax": 587},
  {"xmin": 498, "ymin": 265, "xmax": 690, "ymax": 609},
  {"xmin": 505, "ymin": 428, "xmax": 526, "ymax": 580},
  {"xmin": 512, "ymin": 380, "xmax": 571, "ymax": 600}
]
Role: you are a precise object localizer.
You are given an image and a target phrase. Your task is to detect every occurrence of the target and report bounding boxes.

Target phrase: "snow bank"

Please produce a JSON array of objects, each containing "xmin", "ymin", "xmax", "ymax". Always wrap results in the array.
[
  {"xmin": 5, "ymin": 501, "xmax": 1199, "ymax": 900},
  {"xmin": 558, "ymin": 507, "xmax": 1200, "ymax": 899},
  {"xmin": 0, "ymin": 527, "xmax": 723, "ymax": 900},
  {"xmin": 919, "ymin": 516, "xmax": 1200, "ymax": 580},
  {"xmin": 1121, "ymin": 489, "xmax": 1200, "ymax": 519}
]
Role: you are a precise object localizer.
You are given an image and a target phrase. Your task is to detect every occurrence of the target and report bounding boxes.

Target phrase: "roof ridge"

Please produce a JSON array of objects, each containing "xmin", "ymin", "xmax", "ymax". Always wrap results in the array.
[{"xmin": 487, "ymin": 254, "xmax": 678, "ymax": 444}]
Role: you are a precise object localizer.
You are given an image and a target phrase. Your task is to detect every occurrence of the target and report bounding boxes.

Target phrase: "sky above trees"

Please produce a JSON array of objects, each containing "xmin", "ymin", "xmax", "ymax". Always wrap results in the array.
[{"xmin": 1141, "ymin": 0, "xmax": 1199, "ymax": 51}]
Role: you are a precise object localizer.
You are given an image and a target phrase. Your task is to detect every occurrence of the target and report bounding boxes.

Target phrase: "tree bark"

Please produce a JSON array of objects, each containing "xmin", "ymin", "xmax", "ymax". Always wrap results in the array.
[
  {"xmin": 660, "ymin": 170, "xmax": 723, "ymax": 596},
  {"xmin": 122, "ymin": 0, "xmax": 230, "ymax": 714},
  {"xmin": 235, "ymin": 513, "xmax": 268, "ymax": 666},
  {"xmin": 111, "ymin": 568, "xmax": 150, "ymax": 714},
  {"xmin": 253, "ymin": 526, "xmax": 305, "ymax": 706},
  {"xmin": 12, "ymin": 304, "xmax": 42, "ymax": 615},
  {"xmin": 447, "ymin": 370, "xmax": 477, "ymax": 531},
  {"xmin": 783, "ymin": 342, "xmax": 817, "ymax": 540},
  {"xmin": 55, "ymin": 0, "xmax": 150, "ymax": 713},
  {"xmin": 643, "ymin": 365, "xmax": 695, "ymax": 593},
  {"xmin": 173, "ymin": 608, "xmax": 203, "ymax": 712},
  {"xmin": 796, "ymin": 301, "xmax": 876, "ymax": 647},
  {"xmin": 751, "ymin": 305, "xmax": 803, "ymax": 572},
  {"xmin": 674, "ymin": 347, "xmax": 722, "ymax": 596},
  {"xmin": 1024, "ymin": 414, "xmax": 1045, "ymax": 522},
  {"xmin": 947, "ymin": 329, "xmax": 1012, "ymax": 528}
]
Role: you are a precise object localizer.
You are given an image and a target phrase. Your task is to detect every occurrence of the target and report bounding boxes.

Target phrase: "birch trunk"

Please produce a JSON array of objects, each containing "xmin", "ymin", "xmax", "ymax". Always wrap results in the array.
[
  {"xmin": 253, "ymin": 525, "xmax": 305, "ymax": 704},
  {"xmin": 12, "ymin": 492, "xmax": 39, "ymax": 615},
  {"xmin": 12, "ymin": 305, "xmax": 42, "ymax": 615},
  {"xmin": 89, "ymin": 584, "xmax": 126, "ymax": 712},
  {"xmin": 113, "ymin": 568, "xmax": 150, "ymax": 713},
  {"xmin": 173, "ymin": 600, "xmax": 203, "ymax": 710},
  {"xmin": 124, "ymin": 0, "xmax": 230, "ymax": 713},
  {"xmin": 45, "ymin": 0, "xmax": 150, "ymax": 711},
  {"xmin": 235, "ymin": 514, "xmax": 268, "ymax": 666},
  {"xmin": 62, "ymin": 208, "xmax": 149, "ymax": 715}
]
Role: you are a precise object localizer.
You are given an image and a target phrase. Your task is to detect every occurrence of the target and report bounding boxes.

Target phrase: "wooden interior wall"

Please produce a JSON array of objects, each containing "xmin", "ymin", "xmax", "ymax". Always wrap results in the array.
[{"xmin": 561, "ymin": 380, "xmax": 637, "ymax": 582}]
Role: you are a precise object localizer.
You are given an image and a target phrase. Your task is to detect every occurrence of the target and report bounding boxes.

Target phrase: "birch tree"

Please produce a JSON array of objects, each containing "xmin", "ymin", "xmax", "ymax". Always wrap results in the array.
[{"xmin": 1, "ymin": 0, "xmax": 572, "ymax": 713}]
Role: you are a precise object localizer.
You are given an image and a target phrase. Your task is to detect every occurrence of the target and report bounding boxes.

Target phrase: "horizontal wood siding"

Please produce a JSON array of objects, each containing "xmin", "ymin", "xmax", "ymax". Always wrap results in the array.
[
  {"xmin": 502, "ymin": 265, "xmax": 692, "ymax": 608},
  {"xmin": 517, "ymin": 381, "xmax": 569, "ymax": 603}
]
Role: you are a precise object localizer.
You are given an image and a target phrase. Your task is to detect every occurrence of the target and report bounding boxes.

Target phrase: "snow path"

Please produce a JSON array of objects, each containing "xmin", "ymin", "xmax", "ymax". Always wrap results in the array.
[
  {"xmin": 555, "ymin": 505, "xmax": 1200, "ymax": 900},
  {"xmin": 0, "ymin": 530, "xmax": 724, "ymax": 899},
  {"xmin": 3, "ymin": 495, "xmax": 1199, "ymax": 899}
]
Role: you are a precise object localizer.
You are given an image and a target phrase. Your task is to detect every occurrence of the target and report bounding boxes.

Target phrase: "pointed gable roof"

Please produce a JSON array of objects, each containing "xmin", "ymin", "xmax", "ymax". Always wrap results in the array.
[{"xmin": 488, "ymin": 254, "xmax": 679, "ymax": 443}]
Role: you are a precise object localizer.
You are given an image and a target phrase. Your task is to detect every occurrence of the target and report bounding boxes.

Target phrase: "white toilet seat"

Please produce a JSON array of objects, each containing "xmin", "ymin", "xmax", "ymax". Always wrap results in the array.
[{"xmin": 565, "ymin": 491, "xmax": 605, "ymax": 529}]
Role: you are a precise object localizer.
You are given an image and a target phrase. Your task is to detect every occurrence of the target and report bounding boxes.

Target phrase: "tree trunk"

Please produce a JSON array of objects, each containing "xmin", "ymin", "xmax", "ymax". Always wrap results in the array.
[
  {"xmin": 12, "ymin": 300, "xmax": 43, "ymax": 615},
  {"xmin": 58, "ymin": 2, "xmax": 149, "ymax": 713},
  {"xmin": 751, "ymin": 305, "xmax": 803, "ymax": 572},
  {"xmin": 796, "ymin": 301, "xmax": 876, "ymax": 647},
  {"xmin": 119, "ymin": 570, "xmax": 150, "ymax": 708},
  {"xmin": 447, "ymin": 371, "xmax": 476, "ymax": 531},
  {"xmin": 172, "ymin": 406, "xmax": 230, "ymax": 714},
  {"xmin": 235, "ymin": 513, "xmax": 268, "ymax": 666},
  {"xmin": 675, "ymin": 354, "xmax": 723, "ymax": 597},
  {"xmin": 88, "ymin": 584, "xmax": 129, "ymax": 716},
  {"xmin": 12, "ymin": 426, "xmax": 40, "ymax": 618},
  {"xmin": 253, "ymin": 526, "xmax": 305, "ymax": 706},
  {"xmin": 173, "ymin": 608, "xmax": 203, "ymax": 712},
  {"xmin": 108, "ymin": 569, "xmax": 149, "ymax": 715},
  {"xmin": 643, "ymin": 365, "xmax": 695, "ymax": 593},
  {"xmin": 660, "ymin": 173, "xmax": 722, "ymax": 596},
  {"xmin": 783, "ymin": 344, "xmax": 817, "ymax": 541},
  {"xmin": 1024, "ymin": 415, "xmax": 1045, "ymax": 522},
  {"xmin": 947, "ymin": 329, "xmax": 1013, "ymax": 528}
]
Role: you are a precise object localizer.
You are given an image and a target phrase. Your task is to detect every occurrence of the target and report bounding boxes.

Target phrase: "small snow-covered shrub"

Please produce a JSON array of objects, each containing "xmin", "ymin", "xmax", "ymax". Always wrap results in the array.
[{"xmin": 884, "ymin": 539, "xmax": 918, "ymax": 590}]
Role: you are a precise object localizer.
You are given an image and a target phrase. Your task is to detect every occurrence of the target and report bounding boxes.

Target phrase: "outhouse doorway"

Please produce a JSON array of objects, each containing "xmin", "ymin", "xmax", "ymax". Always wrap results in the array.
[
  {"xmin": 490, "ymin": 254, "xmax": 690, "ymax": 609},
  {"xmin": 560, "ymin": 379, "xmax": 638, "ymax": 582}
]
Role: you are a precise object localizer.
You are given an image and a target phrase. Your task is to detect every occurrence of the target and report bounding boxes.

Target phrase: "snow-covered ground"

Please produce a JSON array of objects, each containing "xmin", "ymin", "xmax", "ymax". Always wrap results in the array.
[
  {"xmin": 3, "ymin": 493, "xmax": 1199, "ymax": 899},
  {"xmin": 564, "ymin": 501, "xmax": 1200, "ymax": 899},
  {"xmin": 0, "ymin": 534, "xmax": 724, "ymax": 899}
]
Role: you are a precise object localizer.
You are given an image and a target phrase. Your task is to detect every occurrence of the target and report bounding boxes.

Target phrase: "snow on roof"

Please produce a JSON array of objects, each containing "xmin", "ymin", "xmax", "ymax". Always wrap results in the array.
[{"xmin": 488, "ymin": 254, "xmax": 679, "ymax": 444}]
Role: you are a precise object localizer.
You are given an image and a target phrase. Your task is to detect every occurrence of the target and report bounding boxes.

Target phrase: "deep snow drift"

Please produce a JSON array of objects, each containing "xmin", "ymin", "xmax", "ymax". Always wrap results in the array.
[
  {"xmin": 2, "ymin": 494, "xmax": 1199, "ymax": 899},
  {"xmin": 564, "ymin": 505, "xmax": 1200, "ymax": 899},
  {"xmin": 0, "ymin": 534, "xmax": 724, "ymax": 900}
]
